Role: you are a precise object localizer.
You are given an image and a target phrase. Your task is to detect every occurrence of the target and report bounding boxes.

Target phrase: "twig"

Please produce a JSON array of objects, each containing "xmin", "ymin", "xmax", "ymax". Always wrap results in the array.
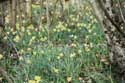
[{"xmin": 117, "ymin": 0, "xmax": 125, "ymax": 24}]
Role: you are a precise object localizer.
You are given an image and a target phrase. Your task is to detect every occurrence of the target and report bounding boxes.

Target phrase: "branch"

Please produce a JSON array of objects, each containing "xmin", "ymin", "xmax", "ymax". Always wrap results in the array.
[
  {"xmin": 117, "ymin": 0, "xmax": 125, "ymax": 24},
  {"xmin": 97, "ymin": 0, "xmax": 125, "ymax": 37}
]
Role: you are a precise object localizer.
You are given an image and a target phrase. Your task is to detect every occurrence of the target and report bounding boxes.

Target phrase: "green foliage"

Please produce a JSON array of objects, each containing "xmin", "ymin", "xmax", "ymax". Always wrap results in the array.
[{"xmin": 0, "ymin": 1, "xmax": 115, "ymax": 83}]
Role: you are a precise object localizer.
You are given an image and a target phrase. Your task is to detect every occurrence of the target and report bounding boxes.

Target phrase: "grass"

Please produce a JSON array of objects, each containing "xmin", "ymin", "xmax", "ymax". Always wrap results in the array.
[{"xmin": 0, "ymin": 1, "xmax": 115, "ymax": 83}]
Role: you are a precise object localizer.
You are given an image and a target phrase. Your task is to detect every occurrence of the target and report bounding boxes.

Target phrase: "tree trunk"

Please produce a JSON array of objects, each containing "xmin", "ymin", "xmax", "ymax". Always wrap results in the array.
[
  {"xmin": 12, "ymin": 0, "xmax": 17, "ymax": 30},
  {"xmin": 25, "ymin": 0, "xmax": 32, "ymax": 20},
  {"xmin": 90, "ymin": 0, "xmax": 125, "ymax": 81},
  {"xmin": 46, "ymin": 0, "xmax": 50, "ymax": 43},
  {"xmin": 0, "ymin": 1, "xmax": 13, "ymax": 82}
]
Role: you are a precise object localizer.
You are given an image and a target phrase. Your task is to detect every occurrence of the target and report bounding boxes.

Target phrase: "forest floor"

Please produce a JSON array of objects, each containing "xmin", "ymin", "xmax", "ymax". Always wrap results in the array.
[{"xmin": 0, "ymin": 3, "xmax": 115, "ymax": 83}]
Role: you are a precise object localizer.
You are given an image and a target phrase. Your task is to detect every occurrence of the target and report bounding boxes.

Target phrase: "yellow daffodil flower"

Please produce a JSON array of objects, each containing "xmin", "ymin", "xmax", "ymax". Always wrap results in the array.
[
  {"xmin": 14, "ymin": 35, "xmax": 20, "ymax": 42},
  {"xmin": 34, "ymin": 76, "xmax": 41, "ymax": 82},
  {"xmin": 67, "ymin": 77, "xmax": 72, "ymax": 83},
  {"xmin": 28, "ymin": 80, "xmax": 36, "ymax": 83}
]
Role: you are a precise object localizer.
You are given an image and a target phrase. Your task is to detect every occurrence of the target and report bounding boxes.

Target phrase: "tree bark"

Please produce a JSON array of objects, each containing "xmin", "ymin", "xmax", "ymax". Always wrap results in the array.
[
  {"xmin": 12, "ymin": 0, "xmax": 17, "ymax": 30},
  {"xmin": 25, "ymin": 0, "xmax": 32, "ymax": 20},
  {"xmin": 90, "ymin": 0, "xmax": 125, "ymax": 81}
]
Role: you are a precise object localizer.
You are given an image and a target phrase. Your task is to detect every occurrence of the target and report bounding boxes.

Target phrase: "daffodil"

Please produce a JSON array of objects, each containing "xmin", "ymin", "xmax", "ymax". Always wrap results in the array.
[
  {"xmin": 7, "ymin": 32, "xmax": 10, "ymax": 35},
  {"xmin": 78, "ymin": 49, "xmax": 82, "ymax": 54},
  {"xmin": 69, "ymin": 34, "xmax": 74, "ymax": 38},
  {"xmin": 70, "ymin": 43, "xmax": 77, "ymax": 47},
  {"xmin": 41, "ymin": 50, "xmax": 44, "ymax": 54},
  {"xmin": 0, "ymin": 54, "xmax": 3, "ymax": 59},
  {"xmin": 27, "ymin": 48, "xmax": 32, "ymax": 51},
  {"xmin": 41, "ymin": 16, "xmax": 45, "ymax": 20},
  {"xmin": 0, "ymin": 77, "xmax": 3, "ymax": 81},
  {"xmin": 78, "ymin": 77, "xmax": 82, "ymax": 81},
  {"xmin": 40, "ymin": 37, "xmax": 47, "ymax": 42},
  {"xmin": 67, "ymin": 77, "xmax": 72, "ymax": 83},
  {"xmin": 31, "ymin": 36, "xmax": 36, "ymax": 40},
  {"xmin": 3, "ymin": 36, "xmax": 7, "ymax": 40},
  {"xmin": 70, "ymin": 53, "xmax": 76, "ymax": 58},
  {"xmin": 53, "ymin": 28, "xmax": 57, "ymax": 32},
  {"xmin": 73, "ymin": 35, "xmax": 77, "ymax": 39},
  {"xmin": 5, "ymin": 15, "xmax": 9, "ymax": 23},
  {"xmin": 53, "ymin": 68, "xmax": 59, "ymax": 73},
  {"xmin": 85, "ymin": 47, "xmax": 90, "ymax": 52},
  {"xmin": 33, "ymin": 52, "xmax": 37, "ymax": 55},
  {"xmin": 93, "ymin": 32, "xmax": 97, "ymax": 35},
  {"xmin": 77, "ymin": 23, "xmax": 81, "ymax": 27},
  {"xmin": 28, "ymin": 80, "xmax": 36, "ymax": 83},
  {"xmin": 19, "ymin": 49, "xmax": 25, "ymax": 54},
  {"xmin": 27, "ymin": 24, "xmax": 34, "ymax": 30},
  {"xmin": 57, "ymin": 53, "xmax": 64, "ymax": 59},
  {"xmin": 27, "ymin": 30, "xmax": 32, "ymax": 35},
  {"xmin": 67, "ymin": 29, "xmax": 71, "ymax": 32},
  {"xmin": 34, "ymin": 76, "xmax": 41, "ymax": 82},
  {"xmin": 13, "ymin": 35, "xmax": 20, "ymax": 42},
  {"xmin": 83, "ymin": 23, "xmax": 87, "ymax": 27},
  {"xmin": 10, "ymin": 28, "xmax": 14, "ymax": 32},
  {"xmin": 19, "ymin": 56, "xmax": 23, "ymax": 61},
  {"xmin": 27, "ymin": 59, "xmax": 31, "ymax": 64},
  {"xmin": 88, "ymin": 29, "xmax": 92, "ymax": 33}
]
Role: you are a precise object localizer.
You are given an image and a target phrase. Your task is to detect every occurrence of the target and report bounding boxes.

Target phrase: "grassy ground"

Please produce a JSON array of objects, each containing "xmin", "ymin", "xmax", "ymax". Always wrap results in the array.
[{"xmin": 0, "ymin": 1, "xmax": 115, "ymax": 83}]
